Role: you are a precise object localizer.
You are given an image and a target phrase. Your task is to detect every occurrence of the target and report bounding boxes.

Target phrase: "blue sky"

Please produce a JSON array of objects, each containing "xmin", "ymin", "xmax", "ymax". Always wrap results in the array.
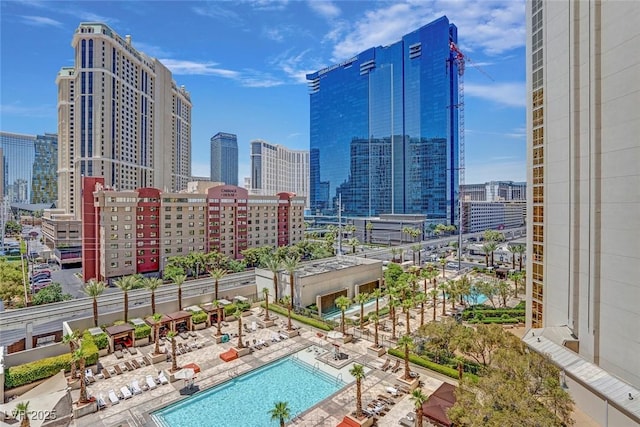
[{"xmin": 0, "ymin": 0, "xmax": 526, "ymax": 184}]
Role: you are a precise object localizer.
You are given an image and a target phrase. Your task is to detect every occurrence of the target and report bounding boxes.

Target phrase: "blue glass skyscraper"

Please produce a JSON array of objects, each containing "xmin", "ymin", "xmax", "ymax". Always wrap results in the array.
[
  {"xmin": 307, "ymin": 16, "xmax": 459, "ymax": 224},
  {"xmin": 210, "ymin": 132, "xmax": 238, "ymax": 186}
]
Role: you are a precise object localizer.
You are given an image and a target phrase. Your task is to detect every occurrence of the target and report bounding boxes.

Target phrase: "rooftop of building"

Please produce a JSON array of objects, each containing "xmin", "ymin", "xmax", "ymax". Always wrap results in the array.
[{"xmin": 296, "ymin": 256, "xmax": 380, "ymax": 278}]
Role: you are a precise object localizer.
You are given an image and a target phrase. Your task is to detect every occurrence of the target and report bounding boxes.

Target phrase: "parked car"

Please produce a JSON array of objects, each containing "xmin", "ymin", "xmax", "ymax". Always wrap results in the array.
[
  {"xmin": 33, "ymin": 264, "xmax": 50, "ymax": 272},
  {"xmin": 31, "ymin": 280, "xmax": 52, "ymax": 292},
  {"xmin": 30, "ymin": 272, "xmax": 51, "ymax": 283},
  {"xmin": 446, "ymin": 262, "xmax": 460, "ymax": 269}
]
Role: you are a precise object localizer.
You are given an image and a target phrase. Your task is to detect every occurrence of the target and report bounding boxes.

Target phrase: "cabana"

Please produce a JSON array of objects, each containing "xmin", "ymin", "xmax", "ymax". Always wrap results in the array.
[
  {"xmin": 167, "ymin": 311, "xmax": 192, "ymax": 332},
  {"xmin": 145, "ymin": 314, "xmax": 172, "ymax": 339},
  {"xmin": 202, "ymin": 299, "xmax": 232, "ymax": 324},
  {"xmin": 421, "ymin": 382, "xmax": 457, "ymax": 427},
  {"xmin": 105, "ymin": 324, "xmax": 135, "ymax": 350}
]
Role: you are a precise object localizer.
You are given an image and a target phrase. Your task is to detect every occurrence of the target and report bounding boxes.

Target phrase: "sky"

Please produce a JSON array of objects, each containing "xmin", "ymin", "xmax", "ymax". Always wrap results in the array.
[{"xmin": 0, "ymin": 0, "xmax": 526, "ymax": 185}]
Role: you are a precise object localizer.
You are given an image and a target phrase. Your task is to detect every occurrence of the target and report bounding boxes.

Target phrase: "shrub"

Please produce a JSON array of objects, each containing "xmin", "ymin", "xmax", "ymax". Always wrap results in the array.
[
  {"xmin": 93, "ymin": 332, "xmax": 108, "ymax": 350},
  {"xmin": 468, "ymin": 317, "xmax": 522, "ymax": 324},
  {"xmin": 134, "ymin": 324, "xmax": 151, "ymax": 339},
  {"xmin": 223, "ymin": 303, "xmax": 238, "ymax": 316},
  {"xmin": 263, "ymin": 303, "xmax": 332, "ymax": 331},
  {"xmin": 5, "ymin": 334, "xmax": 99, "ymax": 389},
  {"xmin": 387, "ymin": 348, "xmax": 478, "ymax": 382},
  {"xmin": 191, "ymin": 311, "xmax": 207, "ymax": 324}
]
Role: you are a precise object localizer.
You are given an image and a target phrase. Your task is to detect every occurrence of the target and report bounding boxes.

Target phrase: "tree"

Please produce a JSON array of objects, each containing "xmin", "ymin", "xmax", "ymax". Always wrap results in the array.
[
  {"xmin": 509, "ymin": 271, "xmax": 524, "ymax": 298},
  {"xmin": 268, "ymin": 401, "xmax": 291, "ymax": 427},
  {"xmin": 142, "ymin": 277, "xmax": 162, "ymax": 315},
  {"xmin": 388, "ymin": 291, "xmax": 399, "ymax": 340},
  {"xmin": 476, "ymin": 281, "xmax": 497, "ymax": 308},
  {"xmin": 481, "ymin": 244, "xmax": 492, "ymax": 268},
  {"xmin": 14, "ymin": 401, "xmax": 30, "ymax": 427},
  {"xmin": 415, "ymin": 292, "xmax": 427, "ymax": 327},
  {"xmin": 347, "ymin": 237, "xmax": 360, "ymax": 254},
  {"xmin": 410, "ymin": 389, "xmax": 428, "ymax": 427},
  {"xmin": 411, "ymin": 244, "xmax": 422, "ymax": 265},
  {"xmin": 73, "ymin": 348, "xmax": 89, "ymax": 403},
  {"xmin": 151, "ymin": 313, "xmax": 163, "ymax": 355},
  {"xmin": 355, "ymin": 292, "xmax": 368, "ymax": 331},
  {"xmin": 4, "ymin": 220, "xmax": 21, "ymax": 236},
  {"xmin": 496, "ymin": 280, "xmax": 511, "ymax": 307},
  {"xmin": 213, "ymin": 300, "xmax": 223, "ymax": 337},
  {"xmin": 168, "ymin": 273, "xmax": 187, "ymax": 311},
  {"xmin": 439, "ymin": 258, "xmax": 446, "ymax": 278},
  {"xmin": 261, "ymin": 256, "xmax": 282, "ymax": 302},
  {"xmin": 282, "ymin": 256, "xmax": 299, "ymax": 308},
  {"xmin": 0, "ymin": 259, "xmax": 25, "ymax": 305},
  {"xmin": 335, "ymin": 295, "xmax": 351, "ymax": 335},
  {"xmin": 234, "ymin": 305, "xmax": 246, "ymax": 348},
  {"xmin": 262, "ymin": 287, "xmax": 271, "ymax": 321},
  {"xmin": 167, "ymin": 331, "xmax": 178, "ymax": 372},
  {"xmin": 485, "ymin": 241, "xmax": 498, "ymax": 267},
  {"xmin": 438, "ymin": 282, "xmax": 448, "ymax": 316},
  {"xmin": 428, "ymin": 289, "xmax": 439, "ymax": 321},
  {"xmin": 62, "ymin": 330, "xmax": 80, "ymax": 381},
  {"xmin": 32, "ymin": 283, "xmax": 72, "ymax": 306},
  {"xmin": 483, "ymin": 229, "xmax": 505, "ymax": 243},
  {"xmin": 365, "ymin": 221, "xmax": 374, "ymax": 244},
  {"xmin": 209, "ymin": 267, "xmax": 227, "ymax": 302},
  {"xmin": 350, "ymin": 364, "xmax": 366, "ymax": 419},
  {"xmin": 453, "ymin": 324, "xmax": 506, "ymax": 367},
  {"xmin": 82, "ymin": 279, "xmax": 105, "ymax": 327},
  {"xmin": 390, "ymin": 248, "xmax": 399, "ymax": 262},
  {"xmin": 282, "ymin": 295, "xmax": 293, "ymax": 332},
  {"xmin": 402, "ymin": 298, "xmax": 414, "ymax": 335},
  {"xmin": 418, "ymin": 318, "xmax": 461, "ymax": 364},
  {"xmin": 398, "ymin": 334, "xmax": 415, "ymax": 380},
  {"xmin": 510, "ymin": 244, "xmax": 526, "ymax": 271},
  {"xmin": 370, "ymin": 313, "xmax": 380, "ymax": 348},
  {"xmin": 114, "ymin": 275, "xmax": 138, "ymax": 322}
]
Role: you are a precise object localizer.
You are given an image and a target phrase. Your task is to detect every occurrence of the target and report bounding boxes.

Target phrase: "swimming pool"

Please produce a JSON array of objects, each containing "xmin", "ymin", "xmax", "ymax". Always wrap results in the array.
[{"xmin": 153, "ymin": 355, "xmax": 346, "ymax": 427}]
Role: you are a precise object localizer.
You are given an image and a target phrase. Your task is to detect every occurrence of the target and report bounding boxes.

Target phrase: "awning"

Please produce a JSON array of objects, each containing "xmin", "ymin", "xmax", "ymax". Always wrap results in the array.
[
  {"xmin": 105, "ymin": 324, "xmax": 134, "ymax": 338},
  {"xmin": 421, "ymin": 382, "xmax": 457, "ymax": 427},
  {"xmin": 145, "ymin": 314, "xmax": 172, "ymax": 326},
  {"xmin": 167, "ymin": 311, "xmax": 192, "ymax": 321},
  {"xmin": 0, "ymin": 370, "xmax": 68, "ymax": 427},
  {"xmin": 185, "ymin": 305, "xmax": 203, "ymax": 313}
]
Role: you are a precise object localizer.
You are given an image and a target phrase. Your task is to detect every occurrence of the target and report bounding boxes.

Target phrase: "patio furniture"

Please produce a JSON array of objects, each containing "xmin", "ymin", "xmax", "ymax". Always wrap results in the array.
[
  {"xmin": 107, "ymin": 366, "xmax": 117, "ymax": 376},
  {"xmin": 142, "ymin": 355, "xmax": 151, "ymax": 366},
  {"xmin": 146, "ymin": 375, "xmax": 158, "ymax": 389},
  {"xmin": 85, "ymin": 368, "xmax": 96, "ymax": 383},
  {"xmin": 102, "ymin": 369, "xmax": 111, "ymax": 379},
  {"xmin": 131, "ymin": 359, "xmax": 141, "ymax": 369},
  {"xmin": 108, "ymin": 389, "xmax": 120, "ymax": 405},
  {"xmin": 114, "ymin": 350, "xmax": 124, "ymax": 359},
  {"xmin": 158, "ymin": 371, "xmax": 169, "ymax": 385},
  {"xmin": 127, "ymin": 346, "xmax": 138, "ymax": 355},
  {"xmin": 114, "ymin": 364, "xmax": 124, "ymax": 375},
  {"xmin": 124, "ymin": 361, "xmax": 135, "ymax": 371},
  {"xmin": 130, "ymin": 380, "xmax": 143, "ymax": 395},
  {"xmin": 380, "ymin": 358, "xmax": 391, "ymax": 371},
  {"xmin": 120, "ymin": 386, "xmax": 133, "ymax": 399},
  {"xmin": 97, "ymin": 394, "xmax": 107, "ymax": 410},
  {"xmin": 180, "ymin": 332, "xmax": 189, "ymax": 340},
  {"xmin": 391, "ymin": 360, "xmax": 401, "ymax": 373}
]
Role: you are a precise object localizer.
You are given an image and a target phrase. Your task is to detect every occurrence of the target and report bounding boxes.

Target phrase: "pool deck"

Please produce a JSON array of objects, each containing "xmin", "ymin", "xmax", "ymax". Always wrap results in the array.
[{"xmin": 72, "ymin": 308, "xmax": 456, "ymax": 427}]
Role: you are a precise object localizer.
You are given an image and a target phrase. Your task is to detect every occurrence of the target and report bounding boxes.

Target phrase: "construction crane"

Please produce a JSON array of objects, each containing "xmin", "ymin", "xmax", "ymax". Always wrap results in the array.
[{"xmin": 449, "ymin": 41, "xmax": 493, "ymax": 269}]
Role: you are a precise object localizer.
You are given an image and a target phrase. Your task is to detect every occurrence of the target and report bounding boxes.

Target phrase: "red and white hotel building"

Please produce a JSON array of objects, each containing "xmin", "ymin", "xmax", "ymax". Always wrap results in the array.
[{"xmin": 82, "ymin": 177, "xmax": 305, "ymax": 282}]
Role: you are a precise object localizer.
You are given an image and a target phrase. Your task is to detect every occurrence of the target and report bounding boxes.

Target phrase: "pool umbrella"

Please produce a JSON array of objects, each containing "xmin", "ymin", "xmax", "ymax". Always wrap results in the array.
[
  {"xmin": 183, "ymin": 362, "xmax": 201, "ymax": 373},
  {"xmin": 174, "ymin": 368, "xmax": 195, "ymax": 380}
]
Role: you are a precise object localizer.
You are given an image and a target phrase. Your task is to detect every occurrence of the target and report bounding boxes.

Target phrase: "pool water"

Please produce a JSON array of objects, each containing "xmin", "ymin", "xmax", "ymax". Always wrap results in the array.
[{"xmin": 153, "ymin": 356, "xmax": 345, "ymax": 427}]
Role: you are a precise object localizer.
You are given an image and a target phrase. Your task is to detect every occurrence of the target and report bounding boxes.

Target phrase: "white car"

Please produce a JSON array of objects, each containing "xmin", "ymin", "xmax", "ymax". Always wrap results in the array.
[{"xmin": 446, "ymin": 262, "xmax": 459, "ymax": 269}]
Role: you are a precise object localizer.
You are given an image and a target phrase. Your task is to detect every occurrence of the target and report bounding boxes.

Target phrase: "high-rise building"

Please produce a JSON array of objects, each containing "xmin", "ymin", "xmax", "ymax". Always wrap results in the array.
[
  {"xmin": 57, "ymin": 22, "xmax": 192, "ymax": 217},
  {"xmin": 307, "ymin": 17, "xmax": 459, "ymax": 221},
  {"xmin": 0, "ymin": 132, "xmax": 58, "ymax": 204},
  {"xmin": 250, "ymin": 139, "xmax": 309, "ymax": 207},
  {"xmin": 210, "ymin": 132, "xmax": 238, "ymax": 186},
  {"xmin": 461, "ymin": 181, "xmax": 526, "ymax": 202},
  {"xmin": 525, "ymin": 1, "xmax": 640, "ymax": 424}
]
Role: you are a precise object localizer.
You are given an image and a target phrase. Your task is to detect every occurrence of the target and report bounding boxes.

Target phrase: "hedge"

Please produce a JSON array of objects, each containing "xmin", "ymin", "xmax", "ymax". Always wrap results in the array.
[
  {"xmin": 462, "ymin": 309, "xmax": 525, "ymax": 321},
  {"xmin": 263, "ymin": 303, "xmax": 333, "ymax": 331},
  {"xmin": 5, "ymin": 335, "xmax": 99, "ymax": 389},
  {"xmin": 134, "ymin": 324, "xmax": 151, "ymax": 339},
  {"xmin": 467, "ymin": 317, "xmax": 523, "ymax": 324},
  {"xmin": 191, "ymin": 311, "xmax": 207, "ymax": 324},
  {"xmin": 387, "ymin": 348, "xmax": 478, "ymax": 382},
  {"xmin": 93, "ymin": 332, "xmax": 108, "ymax": 350}
]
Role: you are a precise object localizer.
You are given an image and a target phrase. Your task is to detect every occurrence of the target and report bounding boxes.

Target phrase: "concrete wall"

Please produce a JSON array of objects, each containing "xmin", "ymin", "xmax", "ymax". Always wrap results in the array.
[{"xmin": 4, "ymin": 343, "xmax": 68, "ymax": 368}]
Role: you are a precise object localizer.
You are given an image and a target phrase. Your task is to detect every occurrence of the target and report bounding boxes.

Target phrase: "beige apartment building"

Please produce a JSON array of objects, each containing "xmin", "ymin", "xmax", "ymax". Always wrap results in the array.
[{"xmin": 57, "ymin": 22, "xmax": 191, "ymax": 217}]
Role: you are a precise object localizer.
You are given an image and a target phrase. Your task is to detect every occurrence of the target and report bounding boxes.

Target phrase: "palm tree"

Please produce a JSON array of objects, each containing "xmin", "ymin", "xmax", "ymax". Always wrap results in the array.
[
  {"xmin": 151, "ymin": 313, "xmax": 163, "ymax": 355},
  {"xmin": 485, "ymin": 241, "xmax": 498, "ymax": 267},
  {"xmin": 428, "ymin": 289, "xmax": 439, "ymax": 321},
  {"xmin": 369, "ymin": 313, "xmax": 380, "ymax": 347},
  {"xmin": 213, "ymin": 300, "xmax": 223, "ymax": 337},
  {"xmin": 335, "ymin": 295, "xmax": 351, "ymax": 335},
  {"xmin": 415, "ymin": 292, "xmax": 426, "ymax": 327},
  {"xmin": 481, "ymin": 244, "xmax": 492, "ymax": 267},
  {"xmin": 261, "ymin": 256, "xmax": 282, "ymax": 302},
  {"xmin": 398, "ymin": 334, "xmax": 415, "ymax": 380},
  {"xmin": 410, "ymin": 389, "xmax": 428, "ymax": 427},
  {"xmin": 268, "ymin": 401, "xmax": 291, "ymax": 427},
  {"xmin": 234, "ymin": 304, "xmax": 248, "ymax": 348},
  {"xmin": 439, "ymin": 258, "xmax": 446, "ymax": 278},
  {"xmin": 14, "ymin": 401, "xmax": 30, "ymax": 427},
  {"xmin": 509, "ymin": 271, "xmax": 524, "ymax": 297},
  {"xmin": 142, "ymin": 277, "xmax": 162, "ymax": 315},
  {"xmin": 167, "ymin": 331, "xmax": 178, "ymax": 372},
  {"xmin": 371, "ymin": 288, "xmax": 383, "ymax": 318},
  {"xmin": 114, "ymin": 275, "xmax": 138, "ymax": 322},
  {"xmin": 282, "ymin": 256, "xmax": 300, "ymax": 309},
  {"xmin": 262, "ymin": 287, "xmax": 271, "ymax": 321},
  {"xmin": 388, "ymin": 292, "xmax": 399, "ymax": 340},
  {"xmin": 355, "ymin": 292, "xmax": 368, "ymax": 331},
  {"xmin": 347, "ymin": 237, "xmax": 360, "ymax": 254},
  {"xmin": 62, "ymin": 331, "xmax": 80, "ymax": 380},
  {"xmin": 282, "ymin": 295, "xmax": 293, "ymax": 331},
  {"xmin": 438, "ymin": 282, "xmax": 448, "ymax": 316},
  {"xmin": 411, "ymin": 244, "xmax": 422, "ymax": 265},
  {"xmin": 82, "ymin": 279, "xmax": 105, "ymax": 327},
  {"xmin": 209, "ymin": 267, "xmax": 227, "ymax": 302},
  {"xmin": 402, "ymin": 298, "xmax": 413, "ymax": 335},
  {"xmin": 170, "ymin": 273, "xmax": 187, "ymax": 310},
  {"xmin": 511, "ymin": 243, "xmax": 526, "ymax": 270},
  {"xmin": 349, "ymin": 364, "xmax": 366, "ymax": 419},
  {"xmin": 365, "ymin": 221, "xmax": 374, "ymax": 244},
  {"xmin": 73, "ymin": 348, "xmax": 89, "ymax": 403}
]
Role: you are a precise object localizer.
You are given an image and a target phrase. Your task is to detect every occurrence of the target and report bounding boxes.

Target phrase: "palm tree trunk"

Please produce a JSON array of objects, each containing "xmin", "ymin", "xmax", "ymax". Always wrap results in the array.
[
  {"xmin": 442, "ymin": 291, "xmax": 446, "ymax": 316},
  {"xmin": 154, "ymin": 326, "xmax": 160, "ymax": 355},
  {"xmin": 519, "ymin": 255, "xmax": 523, "ymax": 271},
  {"xmin": 360, "ymin": 304, "xmax": 364, "ymax": 331},
  {"xmin": 273, "ymin": 274, "xmax": 279, "ymax": 302},
  {"xmin": 289, "ymin": 274, "xmax": 294, "ymax": 308},
  {"xmin": 512, "ymin": 253, "xmax": 515, "ymax": 269},
  {"xmin": 151, "ymin": 292, "xmax": 156, "ymax": 315},
  {"xmin": 374, "ymin": 320, "xmax": 379, "ymax": 347},
  {"xmin": 216, "ymin": 308, "xmax": 222, "ymax": 336},
  {"xmin": 341, "ymin": 312, "xmax": 346, "ymax": 335},
  {"xmin": 485, "ymin": 254, "xmax": 489, "ymax": 267},
  {"xmin": 238, "ymin": 317, "xmax": 243, "ymax": 348},
  {"xmin": 280, "ymin": 418, "xmax": 285, "ymax": 427},
  {"xmin": 417, "ymin": 408, "xmax": 424, "ymax": 427},
  {"xmin": 124, "ymin": 292, "xmax": 129, "ymax": 322},
  {"xmin": 287, "ymin": 304, "xmax": 292, "ymax": 331},
  {"xmin": 79, "ymin": 357, "xmax": 87, "ymax": 403},
  {"xmin": 178, "ymin": 287, "xmax": 182, "ymax": 310},
  {"xmin": 405, "ymin": 309, "xmax": 410, "ymax": 335},
  {"xmin": 215, "ymin": 280, "xmax": 219, "ymax": 302},
  {"xmin": 69, "ymin": 343, "xmax": 76, "ymax": 380},
  {"xmin": 432, "ymin": 295, "xmax": 437, "ymax": 321},
  {"xmin": 356, "ymin": 379, "xmax": 362, "ymax": 418},
  {"xmin": 92, "ymin": 298, "xmax": 98, "ymax": 327},
  {"xmin": 391, "ymin": 307, "xmax": 397, "ymax": 340},
  {"xmin": 420, "ymin": 302, "xmax": 425, "ymax": 326},
  {"xmin": 265, "ymin": 294, "xmax": 270, "ymax": 321},
  {"xmin": 171, "ymin": 337, "xmax": 177, "ymax": 371},
  {"xmin": 404, "ymin": 346, "xmax": 410, "ymax": 380}
]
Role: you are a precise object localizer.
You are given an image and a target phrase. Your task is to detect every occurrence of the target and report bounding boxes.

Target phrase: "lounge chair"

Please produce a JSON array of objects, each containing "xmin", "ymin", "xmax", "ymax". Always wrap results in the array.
[
  {"xmin": 85, "ymin": 368, "xmax": 96, "ymax": 383},
  {"xmin": 158, "ymin": 371, "xmax": 169, "ymax": 385},
  {"xmin": 114, "ymin": 350, "xmax": 124, "ymax": 359},
  {"xmin": 131, "ymin": 359, "xmax": 141, "ymax": 369},
  {"xmin": 271, "ymin": 333, "xmax": 281, "ymax": 342},
  {"xmin": 108, "ymin": 389, "xmax": 120, "ymax": 405},
  {"xmin": 251, "ymin": 321, "xmax": 257, "ymax": 332},
  {"xmin": 97, "ymin": 394, "xmax": 107, "ymax": 410},
  {"xmin": 127, "ymin": 346, "xmax": 138, "ymax": 355},
  {"xmin": 189, "ymin": 331, "xmax": 197, "ymax": 338},
  {"xmin": 180, "ymin": 332, "xmax": 189, "ymax": 340},
  {"xmin": 390, "ymin": 360, "xmax": 401, "ymax": 373},
  {"xmin": 380, "ymin": 358, "xmax": 391, "ymax": 371},
  {"xmin": 146, "ymin": 375, "xmax": 158, "ymax": 390},
  {"xmin": 101, "ymin": 368, "xmax": 111, "ymax": 379},
  {"xmin": 279, "ymin": 332, "xmax": 288, "ymax": 340},
  {"xmin": 120, "ymin": 386, "xmax": 133, "ymax": 399},
  {"xmin": 124, "ymin": 361, "xmax": 135, "ymax": 371},
  {"xmin": 142, "ymin": 355, "xmax": 151, "ymax": 366},
  {"xmin": 107, "ymin": 366, "xmax": 117, "ymax": 376},
  {"xmin": 130, "ymin": 380, "xmax": 143, "ymax": 395},
  {"xmin": 260, "ymin": 339, "xmax": 269, "ymax": 347},
  {"xmin": 114, "ymin": 364, "xmax": 124, "ymax": 375}
]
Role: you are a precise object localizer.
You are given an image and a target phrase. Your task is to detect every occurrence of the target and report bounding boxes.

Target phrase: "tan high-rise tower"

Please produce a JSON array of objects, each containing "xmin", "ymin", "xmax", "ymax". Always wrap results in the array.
[{"xmin": 57, "ymin": 23, "xmax": 191, "ymax": 216}]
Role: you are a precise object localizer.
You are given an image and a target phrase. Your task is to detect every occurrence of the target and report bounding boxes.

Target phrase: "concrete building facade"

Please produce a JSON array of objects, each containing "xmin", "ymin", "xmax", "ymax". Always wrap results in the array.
[
  {"xmin": 250, "ymin": 139, "xmax": 309, "ymax": 208},
  {"xmin": 460, "ymin": 201, "xmax": 526, "ymax": 234},
  {"xmin": 525, "ymin": 1, "xmax": 640, "ymax": 424},
  {"xmin": 57, "ymin": 23, "xmax": 191, "ymax": 217},
  {"xmin": 461, "ymin": 181, "xmax": 526, "ymax": 202},
  {"xmin": 82, "ymin": 177, "xmax": 305, "ymax": 282}
]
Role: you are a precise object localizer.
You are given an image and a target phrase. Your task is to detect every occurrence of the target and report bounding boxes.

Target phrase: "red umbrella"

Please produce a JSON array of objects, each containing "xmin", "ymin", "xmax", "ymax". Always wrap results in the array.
[{"xmin": 183, "ymin": 362, "xmax": 201, "ymax": 373}]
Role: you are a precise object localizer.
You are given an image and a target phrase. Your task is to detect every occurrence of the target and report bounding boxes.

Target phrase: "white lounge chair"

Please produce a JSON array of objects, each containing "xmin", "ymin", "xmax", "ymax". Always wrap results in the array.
[
  {"xmin": 97, "ymin": 394, "xmax": 107, "ymax": 410},
  {"xmin": 251, "ymin": 321, "xmax": 257, "ymax": 331},
  {"xmin": 120, "ymin": 386, "xmax": 133, "ymax": 399},
  {"xmin": 279, "ymin": 332, "xmax": 288, "ymax": 340},
  {"xmin": 146, "ymin": 375, "xmax": 158, "ymax": 390},
  {"xmin": 158, "ymin": 371, "xmax": 169, "ymax": 385},
  {"xmin": 130, "ymin": 380, "xmax": 143, "ymax": 395},
  {"xmin": 271, "ymin": 333, "xmax": 281, "ymax": 342},
  {"xmin": 108, "ymin": 389, "xmax": 119, "ymax": 405}
]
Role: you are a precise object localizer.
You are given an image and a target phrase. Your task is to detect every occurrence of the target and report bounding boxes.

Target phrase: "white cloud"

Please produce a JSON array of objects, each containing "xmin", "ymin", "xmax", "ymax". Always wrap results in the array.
[
  {"xmin": 20, "ymin": 15, "xmax": 63, "ymax": 27},
  {"xmin": 329, "ymin": 0, "xmax": 525, "ymax": 61},
  {"xmin": 245, "ymin": 0, "xmax": 290, "ymax": 11},
  {"xmin": 132, "ymin": 42, "xmax": 172, "ymax": 59},
  {"xmin": 160, "ymin": 59, "xmax": 240, "ymax": 78},
  {"xmin": 192, "ymin": 5, "xmax": 244, "ymax": 26},
  {"xmin": 465, "ymin": 82, "xmax": 525, "ymax": 107},
  {"xmin": 308, "ymin": 1, "xmax": 341, "ymax": 19},
  {"xmin": 270, "ymin": 49, "xmax": 321, "ymax": 84}
]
